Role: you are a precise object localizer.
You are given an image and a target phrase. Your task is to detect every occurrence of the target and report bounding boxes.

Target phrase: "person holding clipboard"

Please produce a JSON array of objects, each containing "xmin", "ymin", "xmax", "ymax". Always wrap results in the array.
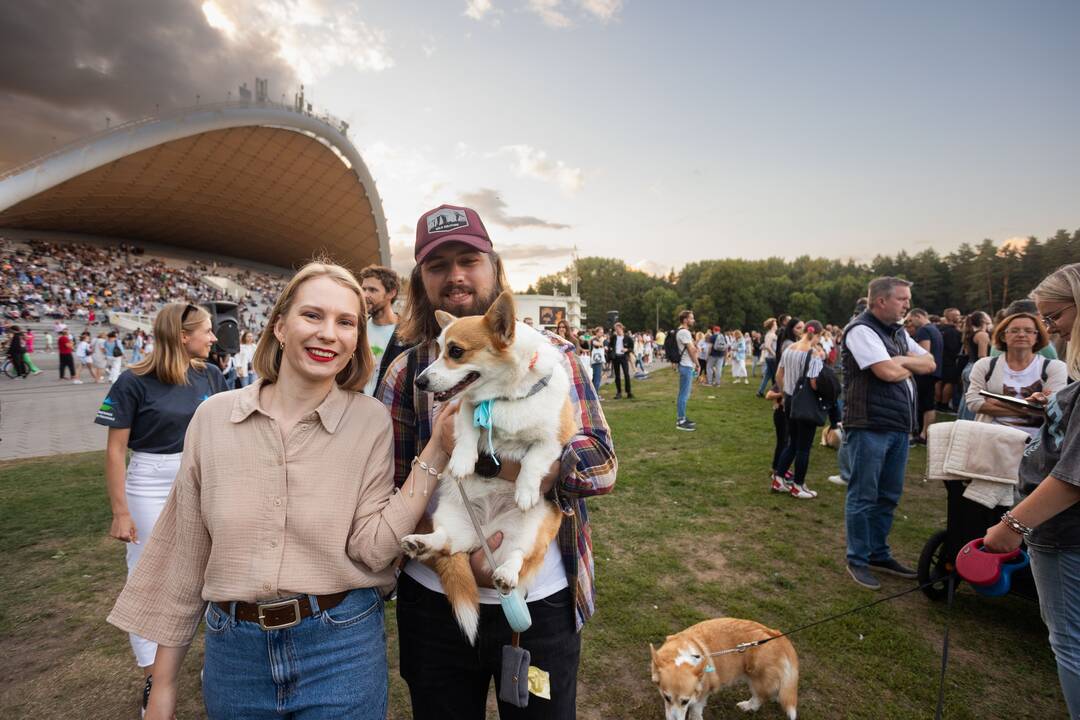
[{"xmin": 965, "ymin": 311, "xmax": 1068, "ymax": 438}]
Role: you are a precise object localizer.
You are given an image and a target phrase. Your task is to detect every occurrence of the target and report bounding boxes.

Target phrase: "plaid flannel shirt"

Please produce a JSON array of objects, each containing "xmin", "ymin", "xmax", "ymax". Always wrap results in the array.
[{"xmin": 376, "ymin": 332, "xmax": 617, "ymax": 630}]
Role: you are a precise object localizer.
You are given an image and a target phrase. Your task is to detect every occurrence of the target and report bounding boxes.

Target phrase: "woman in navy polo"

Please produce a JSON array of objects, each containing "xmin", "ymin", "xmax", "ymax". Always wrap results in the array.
[{"xmin": 95, "ymin": 303, "xmax": 226, "ymax": 709}]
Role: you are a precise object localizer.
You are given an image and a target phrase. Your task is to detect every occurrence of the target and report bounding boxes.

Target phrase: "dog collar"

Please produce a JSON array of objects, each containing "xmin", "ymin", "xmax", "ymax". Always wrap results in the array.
[{"xmin": 471, "ymin": 371, "xmax": 554, "ymax": 466}]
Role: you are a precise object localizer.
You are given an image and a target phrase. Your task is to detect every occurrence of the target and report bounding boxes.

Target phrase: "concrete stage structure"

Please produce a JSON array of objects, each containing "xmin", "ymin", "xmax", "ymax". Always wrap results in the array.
[{"xmin": 0, "ymin": 100, "xmax": 389, "ymax": 271}]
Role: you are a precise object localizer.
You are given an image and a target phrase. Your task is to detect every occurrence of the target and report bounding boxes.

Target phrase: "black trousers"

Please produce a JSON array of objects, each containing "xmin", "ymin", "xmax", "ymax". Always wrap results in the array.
[
  {"xmin": 777, "ymin": 414, "xmax": 818, "ymax": 486},
  {"xmin": 772, "ymin": 405, "xmax": 789, "ymax": 472},
  {"xmin": 612, "ymin": 354, "xmax": 632, "ymax": 395},
  {"xmin": 9, "ymin": 353, "xmax": 27, "ymax": 377},
  {"xmin": 59, "ymin": 354, "xmax": 76, "ymax": 379},
  {"xmin": 396, "ymin": 573, "xmax": 581, "ymax": 720}
]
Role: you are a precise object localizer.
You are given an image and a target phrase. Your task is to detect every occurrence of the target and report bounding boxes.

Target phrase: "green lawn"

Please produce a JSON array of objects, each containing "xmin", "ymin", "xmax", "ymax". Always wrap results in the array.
[{"xmin": 0, "ymin": 370, "xmax": 1066, "ymax": 718}]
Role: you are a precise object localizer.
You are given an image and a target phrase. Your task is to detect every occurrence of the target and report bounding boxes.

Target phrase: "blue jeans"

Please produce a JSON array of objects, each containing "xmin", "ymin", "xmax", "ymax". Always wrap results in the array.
[
  {"xmin": 1029, "ymin": 547, "xmax": 1080, "ymax": 717},
  {"xmin": 677, "ymin": 365, "xmax": 694, "ymax": 420},
  {"xmin": 843, "ymin": 429, "xmax": 909, "ymax": 567},
  {"xmin": 591, "ymin": 362, "xmax": 603, "ymax": 394},
  {"xmin": 757, "ymin": 357, "xmax": 777, "ymax": 395},
  {"xmin": 202, "ymin": 588, "xmax": 387, "ymax": 719}
]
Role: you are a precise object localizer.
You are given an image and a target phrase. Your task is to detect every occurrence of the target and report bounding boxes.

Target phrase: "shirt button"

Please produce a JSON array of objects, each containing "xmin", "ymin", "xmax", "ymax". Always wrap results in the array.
[
  {"xmin": 270, "ymin": 540, "xmax": 278, "ymax": 548},
  {"xmin": 274, "ymin": 498, "xmax": 282, "ymax": 507},
  {"xmin": 262, "ymin": 582, "xmax": 271, "ymax": 591}
]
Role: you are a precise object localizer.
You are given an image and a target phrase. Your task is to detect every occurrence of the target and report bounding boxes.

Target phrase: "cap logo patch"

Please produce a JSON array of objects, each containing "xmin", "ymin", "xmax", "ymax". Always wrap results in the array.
[{"xmin": 427, "ymin": 208, "xmax": 469, "ymax": 234}]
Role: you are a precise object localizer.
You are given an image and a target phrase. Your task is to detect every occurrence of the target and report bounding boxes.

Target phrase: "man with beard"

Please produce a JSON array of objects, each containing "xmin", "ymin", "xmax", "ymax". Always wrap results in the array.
[
  {"xmin": 359, "ymin": 264, "xmax": 407, "ymax": 396},
  {"xmin": 378, "ymin": 204, "xmax": 617, "ymax": 719}
]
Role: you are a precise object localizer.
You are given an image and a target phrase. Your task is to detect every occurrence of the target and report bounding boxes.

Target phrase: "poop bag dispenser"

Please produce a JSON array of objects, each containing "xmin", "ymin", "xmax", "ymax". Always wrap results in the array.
[{"xmin": 499, "ymin": 633, "xmax": 532, "ymax": 707}]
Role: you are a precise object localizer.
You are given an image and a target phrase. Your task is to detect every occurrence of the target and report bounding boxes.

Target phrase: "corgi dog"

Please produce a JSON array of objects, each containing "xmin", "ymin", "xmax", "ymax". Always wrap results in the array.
[
  {"xmin": 400, "ymin": 291, "xmax": 576, "ymax": 643},
  {"xmin": 650, "ymin": 618, "xmax": 799, "ymax": 720}
]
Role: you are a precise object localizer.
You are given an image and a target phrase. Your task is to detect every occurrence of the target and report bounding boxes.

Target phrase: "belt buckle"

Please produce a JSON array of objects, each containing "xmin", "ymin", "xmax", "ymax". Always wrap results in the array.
[{"xmin": 257, "ymin": 598, "xmax": 302, "ymax": 631}]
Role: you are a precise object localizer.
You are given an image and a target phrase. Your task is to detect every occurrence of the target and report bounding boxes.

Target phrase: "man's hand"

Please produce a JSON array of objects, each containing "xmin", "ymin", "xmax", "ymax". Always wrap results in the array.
[{"xmin": 470, "ymin": 532, "xmax": 504, "ymax": 588}]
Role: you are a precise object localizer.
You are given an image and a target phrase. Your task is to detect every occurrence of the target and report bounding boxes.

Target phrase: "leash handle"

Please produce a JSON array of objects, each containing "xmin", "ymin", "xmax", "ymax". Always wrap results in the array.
[{"xmin": 455, "ymin": 477, "xmax": 499, "ymax": 573}]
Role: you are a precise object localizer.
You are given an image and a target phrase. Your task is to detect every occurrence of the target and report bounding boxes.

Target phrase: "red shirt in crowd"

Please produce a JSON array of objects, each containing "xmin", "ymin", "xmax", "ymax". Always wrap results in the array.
[{"xmin": 58, "ymin": 335, "xmax": 74, "ymax": 355}]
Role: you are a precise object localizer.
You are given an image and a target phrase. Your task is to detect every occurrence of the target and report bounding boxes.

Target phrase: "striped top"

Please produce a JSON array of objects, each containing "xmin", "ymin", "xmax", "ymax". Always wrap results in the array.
[{"xmin": 377, "ymin": 331, "xmax": 618, "ymax": 630}]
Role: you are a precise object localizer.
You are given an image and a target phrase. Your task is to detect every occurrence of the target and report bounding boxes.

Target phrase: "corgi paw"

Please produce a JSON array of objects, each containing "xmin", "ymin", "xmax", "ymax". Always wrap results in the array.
[
  {"xmin": 492, "ymin": 566, "xmax": 519, "ymax": 594},
  {"xmin": 514, "ymin": 485, "xmax": 540, "ymax": 511},
  {"xmin": 400, "ymin": 535, "xmax": 429, "ymax": 558},
  {"xmin": 446, "ymin": 452, "xmax": 477, "ymax": 479},
  {"xmin": 736, "ymin": 698, "xmax": 762, "ymax": 713}
]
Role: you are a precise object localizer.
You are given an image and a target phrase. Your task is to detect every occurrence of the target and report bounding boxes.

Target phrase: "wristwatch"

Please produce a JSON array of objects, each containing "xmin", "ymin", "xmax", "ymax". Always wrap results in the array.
[{"xmin": 474, "ymin": 453, "xmax": 501, "ymax": 478}]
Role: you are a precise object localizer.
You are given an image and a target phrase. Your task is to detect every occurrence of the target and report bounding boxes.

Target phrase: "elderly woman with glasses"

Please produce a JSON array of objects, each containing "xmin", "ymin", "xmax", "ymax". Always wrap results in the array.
[
  {"xmin": 966, "ymin": 311, "xmax": 1069, "ymax": 438},
  {"xmin": 982, "ymin": 263, "xmax": 1080, "ymax": 715}
]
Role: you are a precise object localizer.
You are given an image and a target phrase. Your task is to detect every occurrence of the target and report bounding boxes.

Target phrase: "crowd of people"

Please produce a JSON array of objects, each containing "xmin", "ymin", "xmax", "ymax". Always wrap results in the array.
[
  {"xmin": 6, "ymin": 217, "xmax": 1080, "ymax": 717},
  {"xmin": 1, "ymin": 236, "xmax": 287, "ymax": 382}
]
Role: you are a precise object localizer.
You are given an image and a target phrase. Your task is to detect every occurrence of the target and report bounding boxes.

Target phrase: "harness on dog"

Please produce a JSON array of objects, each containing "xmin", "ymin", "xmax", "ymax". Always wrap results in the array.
[{"xmin": 472, "ymin": 365, "xmax": 555, "ymax": 467}]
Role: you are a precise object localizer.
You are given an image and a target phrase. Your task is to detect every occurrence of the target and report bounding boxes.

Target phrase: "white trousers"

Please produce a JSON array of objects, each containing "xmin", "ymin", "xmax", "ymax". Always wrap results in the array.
[
  {"xmin": 108, "ymin": 357, "xmax": 122, "ymax": 383},
  {"xmin": 123, "ymin": 451, "xmax": 183, "ymax": 667}
]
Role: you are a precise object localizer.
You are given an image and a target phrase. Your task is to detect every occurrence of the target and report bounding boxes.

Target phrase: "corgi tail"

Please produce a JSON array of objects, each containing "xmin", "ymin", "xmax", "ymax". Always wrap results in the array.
[
  {"xmin": 435, "ymin": 552, "xmax": 480, "ymax": 645},
  {"xmin": 777, "ymin": 653, "xmax": 799, "ymax": 719}
]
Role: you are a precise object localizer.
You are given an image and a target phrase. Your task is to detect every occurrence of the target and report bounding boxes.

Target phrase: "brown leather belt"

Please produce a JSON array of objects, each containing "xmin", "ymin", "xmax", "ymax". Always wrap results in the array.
[{"xmin": 215, "ymin": 591, "xmax": 349, "ymax": 631}]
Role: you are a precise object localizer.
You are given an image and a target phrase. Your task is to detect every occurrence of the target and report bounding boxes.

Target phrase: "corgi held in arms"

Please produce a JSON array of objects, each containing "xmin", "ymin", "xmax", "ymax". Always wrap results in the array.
[
  {"xmin": 650, "ymin": 618, "xmax": 799, "ymax": 720},
  {"xmin": 400, "ymin": 290, "xmax": 576, "ymax": 644}
]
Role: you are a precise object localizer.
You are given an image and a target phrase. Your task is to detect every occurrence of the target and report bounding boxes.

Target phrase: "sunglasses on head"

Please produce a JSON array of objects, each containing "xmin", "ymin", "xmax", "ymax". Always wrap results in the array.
[{"xmin": 181, "ymin": 304, "xmax": 199, "ymax": 323}]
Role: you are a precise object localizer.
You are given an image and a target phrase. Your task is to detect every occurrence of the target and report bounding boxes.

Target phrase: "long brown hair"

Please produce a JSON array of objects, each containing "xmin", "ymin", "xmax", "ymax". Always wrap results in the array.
[
  {"xmin": 252, "ymin": 260, "xmax": 374, "ymax": 391},
  {"xmin": 396, "ymin": 251, "xmax": 511, "ymax": 345},
  {"xmin": 130, "ymin": 303, "xmax": 210, "ymax": 385}
]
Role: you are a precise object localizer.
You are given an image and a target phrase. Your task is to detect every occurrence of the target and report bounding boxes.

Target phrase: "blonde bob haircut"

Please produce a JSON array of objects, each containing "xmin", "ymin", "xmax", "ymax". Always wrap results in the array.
[
  {"xmin": 252, "ymin": 260, "xmax": 374, "ymax": 392},
  {"xmin": 129, "ymin": 302, "xmax": 211, "ymax": 385}
]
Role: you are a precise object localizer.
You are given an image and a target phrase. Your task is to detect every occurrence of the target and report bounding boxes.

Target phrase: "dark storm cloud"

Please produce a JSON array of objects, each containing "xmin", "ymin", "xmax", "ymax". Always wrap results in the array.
[
  {"xmin": 0, "ymin": 0, "xmax": 296, "ymax": 169},
  {"xmin": 458, "ymin": 188, "xmax": 571, "ymax": 230}
]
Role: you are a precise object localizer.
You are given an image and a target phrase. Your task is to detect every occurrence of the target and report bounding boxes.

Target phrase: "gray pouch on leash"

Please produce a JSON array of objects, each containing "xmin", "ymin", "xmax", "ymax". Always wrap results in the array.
[{"xmin": 498, "ymin": 638, "xmax": 531, "ymax": 708}]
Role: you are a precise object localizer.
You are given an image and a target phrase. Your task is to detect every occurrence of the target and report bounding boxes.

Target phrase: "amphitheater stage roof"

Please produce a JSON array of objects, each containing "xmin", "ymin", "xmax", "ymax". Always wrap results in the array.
[{"xmin": 0, "ymin": 102, "xmax": 389, "ymax": 272}]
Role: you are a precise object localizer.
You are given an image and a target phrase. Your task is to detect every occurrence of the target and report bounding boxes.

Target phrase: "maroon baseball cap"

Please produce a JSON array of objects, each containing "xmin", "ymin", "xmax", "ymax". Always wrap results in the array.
[{"xmin": 414, "ymin": 204, "xmax": 493, "ymax": 263}]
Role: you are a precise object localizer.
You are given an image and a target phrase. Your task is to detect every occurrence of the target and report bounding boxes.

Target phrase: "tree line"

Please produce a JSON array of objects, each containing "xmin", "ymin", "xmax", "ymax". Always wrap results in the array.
[{"xmin": 526, "ymin": 228, "xmax": 1079, "ymax": 332}]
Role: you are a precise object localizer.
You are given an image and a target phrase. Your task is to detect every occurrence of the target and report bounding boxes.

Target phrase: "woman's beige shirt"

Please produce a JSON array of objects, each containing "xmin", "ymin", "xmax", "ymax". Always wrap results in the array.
[{"xmin": 108, "ymin": 379, "xmax": 416, "ymax": 646}]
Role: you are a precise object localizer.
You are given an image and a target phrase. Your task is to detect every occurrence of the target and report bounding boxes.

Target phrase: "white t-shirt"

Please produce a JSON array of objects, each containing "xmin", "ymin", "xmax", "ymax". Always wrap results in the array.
[
  {"xmin": 845, "ymin": 324, "xmax": 928, "ymax": 402},
  {"xmin": 614, "ymin": 335, "xmax": 626, "ymax": 356},
  {"xmin": 364, "ymin": 319, "xmax": 397, "ymax": 396},
  {"xmin": 995, "ymin": 356, "xmax": 1047, "ymax": 438},
  {"xmin": 677, "ymin": 328, "xmax": 695, "ymax": 368}
]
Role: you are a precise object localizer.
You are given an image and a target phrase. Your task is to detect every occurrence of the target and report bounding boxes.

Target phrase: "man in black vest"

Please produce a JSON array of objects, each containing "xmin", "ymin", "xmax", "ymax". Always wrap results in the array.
[{"xmin": 840, "ymin": 277, "xmax": 936, "ymax": 590}]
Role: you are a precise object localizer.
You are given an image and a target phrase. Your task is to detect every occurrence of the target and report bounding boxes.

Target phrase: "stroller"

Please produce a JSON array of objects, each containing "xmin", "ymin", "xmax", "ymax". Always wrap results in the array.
[{"xmin": 917, "ymin": 478, "xmax": 1038, "ymax": 602}]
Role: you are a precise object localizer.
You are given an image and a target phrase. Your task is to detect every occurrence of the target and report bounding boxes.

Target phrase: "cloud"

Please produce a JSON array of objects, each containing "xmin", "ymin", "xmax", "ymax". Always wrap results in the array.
[
  {"xmin": 464, "ymin": 0, "xmax": 498, "ymax": 21},
  {"xmin": 459, "ymin": 188, "xmax": 571, "ymax": 230},
  {"xmin": 0, "ymin": 0, "xmax": 391, "ymax": 170},
  {"xmin": 499, "ymin": 144, "xmax": 584, "ymax": 193},
  {"xmin": 580, "ymin": 0, "xmax": 623, "ymax": 22},
  {"xmin": 496, "ymin": 242, "xmax": 574, "ymax": 261},
  {"xmin": 528, "ymin": 0, "xmax": 572, "ymax": 28},
  {"xmin": 631, "ymin": 259, "xmax": 669, "ymax": 277}
]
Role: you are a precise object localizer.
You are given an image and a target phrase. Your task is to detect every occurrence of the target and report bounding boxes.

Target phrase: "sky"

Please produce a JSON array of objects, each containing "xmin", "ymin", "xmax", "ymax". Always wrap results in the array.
[{"xmin": 1, "ymin": 0, "xmax": 1078, "ymax": 289}]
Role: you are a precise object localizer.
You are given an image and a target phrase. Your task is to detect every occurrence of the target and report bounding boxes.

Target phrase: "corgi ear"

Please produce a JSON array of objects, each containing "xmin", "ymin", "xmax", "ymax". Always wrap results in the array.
[
  {"xmin": 484, "ymin": 290, "xmax": 516, "ymax": 350},
  {"xmin": 435, "ymin": 310, "xmax": 457, "ymax": 329},
  {"xmin": 649, "ymin": 643, "xmax": 659, "ymax": 683}
]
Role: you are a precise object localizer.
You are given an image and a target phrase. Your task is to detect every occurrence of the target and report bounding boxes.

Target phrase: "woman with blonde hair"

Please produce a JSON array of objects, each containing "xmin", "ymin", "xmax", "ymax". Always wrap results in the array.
[
  {"xmin": 95, "ymin": 302, "xmax": 226, "ymax": 707},
  {"xmin": 730, "ymin": 329, "xmax": 749, "ymax": 383},
  {"xmin": 109, "ymin": 261, "xmax": 440, "ymax": 720},
  {"xmin": 983, "ymin": 263, "xmax": 1080, "ymax": 714}
]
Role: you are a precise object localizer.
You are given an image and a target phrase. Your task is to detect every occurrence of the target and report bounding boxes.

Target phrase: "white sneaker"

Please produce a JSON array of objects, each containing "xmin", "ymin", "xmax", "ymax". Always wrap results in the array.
[
  {"xmin": 790, "ymin": 484, "xmax": 816, "ymax": 499},
  {"xmin": 828, "ymin": 475, "xmax": 846, "ymax": 486}
]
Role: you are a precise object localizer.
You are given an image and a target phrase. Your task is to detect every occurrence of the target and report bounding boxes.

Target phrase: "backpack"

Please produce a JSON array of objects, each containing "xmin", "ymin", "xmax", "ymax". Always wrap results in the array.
[
  {"xmin": 709, "ymin": 333, "xmax": 727, "ymax": 357},
  {"xmin": 663, "ymin": 331, "xmax": 684, "ymax": 364}
]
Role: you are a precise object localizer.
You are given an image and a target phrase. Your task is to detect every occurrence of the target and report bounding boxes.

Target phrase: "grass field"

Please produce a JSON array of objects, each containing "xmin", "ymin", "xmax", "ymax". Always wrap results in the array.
[{"xmin": 0, "ymin": 369, "xmax": 1067, "ymax": 719}]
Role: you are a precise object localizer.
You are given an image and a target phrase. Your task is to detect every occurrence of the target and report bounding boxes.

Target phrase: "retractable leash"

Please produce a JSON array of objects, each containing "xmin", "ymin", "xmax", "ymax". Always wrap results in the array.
[
  {"xmin": 701, "ymin": 576, "xmax": 957, "ymax": 718},
  {"xmin": 454, "ymin": 477, "xmax": 534, "ymax": 708}
]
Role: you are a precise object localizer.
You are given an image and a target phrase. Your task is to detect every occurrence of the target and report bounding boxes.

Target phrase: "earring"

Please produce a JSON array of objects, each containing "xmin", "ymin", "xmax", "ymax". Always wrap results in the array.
[{"xmin": 279, "ymin": 341, "xmax": 284, "ymax": 350}]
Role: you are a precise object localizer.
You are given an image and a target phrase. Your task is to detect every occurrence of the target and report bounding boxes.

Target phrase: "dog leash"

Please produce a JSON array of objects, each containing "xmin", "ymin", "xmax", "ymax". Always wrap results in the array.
[
  {"xmin": 706, "ymin": 575, "xmax": 954, "ymax": 657},
  {"xmin": 702, "ymin": 575, "xmax": 957, "ymax": 717}
]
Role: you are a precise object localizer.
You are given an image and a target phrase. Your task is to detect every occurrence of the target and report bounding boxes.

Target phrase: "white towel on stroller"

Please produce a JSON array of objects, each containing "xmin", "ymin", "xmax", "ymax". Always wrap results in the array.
[{"xmin": 926, "ymin": 420, "xmax": 1030, "ymax": 509}]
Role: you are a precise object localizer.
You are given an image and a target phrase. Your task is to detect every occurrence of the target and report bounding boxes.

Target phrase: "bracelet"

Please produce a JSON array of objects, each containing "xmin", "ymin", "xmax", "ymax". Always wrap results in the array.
[
  {"xmin": 1001, "ymin": 511, "xmax": 1033, "ymax": 537},
  {"xmin": 410, "ymin": 456, "xmax": 443, "ymax": 497}
]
